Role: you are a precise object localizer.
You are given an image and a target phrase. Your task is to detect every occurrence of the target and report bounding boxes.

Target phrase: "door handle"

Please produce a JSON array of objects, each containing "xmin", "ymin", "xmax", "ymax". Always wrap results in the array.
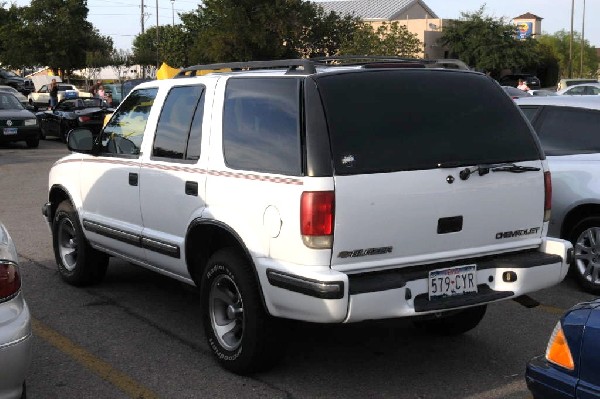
[
  {"xmin": 185, "ymin": 181, "xmax": 198, "ymax": 196},
  {"xmin": 129, "ymin": 173, "xmax": 138, "ymax": 186}
]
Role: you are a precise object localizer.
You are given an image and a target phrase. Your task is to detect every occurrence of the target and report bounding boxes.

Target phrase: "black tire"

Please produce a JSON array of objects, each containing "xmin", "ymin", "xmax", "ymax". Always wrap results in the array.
[
  {"xmin": 412, "ymin": 305, "xmax": 487, "ymax": 336},
  {"xmin": 25, "ymin": 137, "xmax": 39, "ymax": 148},
  {"xmin": 569, "ymin": 216, "xmax": 600, "ymax": 294},
  {"xmin": 200, "ymin": 248, "xmax": 284, "ymax": 374},
  {"xmin": 39, "ymin": 122, "xmax": 48, "ymax": 140},
  {"xmin": 52, "ymin": 200, "xmax": 108, "ymax": 286}
]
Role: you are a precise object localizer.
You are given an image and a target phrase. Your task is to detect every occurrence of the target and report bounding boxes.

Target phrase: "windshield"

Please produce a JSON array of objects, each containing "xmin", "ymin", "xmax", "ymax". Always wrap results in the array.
[
  {"xmin": 315, "ymin": 70, "xmax": 541, "ymax": 175},
  {"xmin": 0, "ymin": 86, "xmax": 19, "ymax": 94},
  {"xmin": 0, "ymin": 93, "xmax": 24, "ymax": 110}
]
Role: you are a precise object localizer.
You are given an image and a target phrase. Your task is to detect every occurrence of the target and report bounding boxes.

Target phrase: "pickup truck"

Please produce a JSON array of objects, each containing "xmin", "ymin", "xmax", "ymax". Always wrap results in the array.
[{"xmin": 28, "ymin": 83, "xmax": 92, "ymax": 108}]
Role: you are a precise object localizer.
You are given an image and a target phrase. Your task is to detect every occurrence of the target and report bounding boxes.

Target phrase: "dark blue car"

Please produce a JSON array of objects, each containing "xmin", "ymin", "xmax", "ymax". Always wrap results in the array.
[{"xmin": 526, "ymin": 299, "xmax": 600, "ymax": 398}]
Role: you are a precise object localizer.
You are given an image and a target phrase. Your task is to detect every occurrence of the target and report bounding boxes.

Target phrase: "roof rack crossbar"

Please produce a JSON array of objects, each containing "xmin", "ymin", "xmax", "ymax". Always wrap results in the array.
[{"xmin": 175, "ymin": 59, "xmax": 317, "ymax": 77}]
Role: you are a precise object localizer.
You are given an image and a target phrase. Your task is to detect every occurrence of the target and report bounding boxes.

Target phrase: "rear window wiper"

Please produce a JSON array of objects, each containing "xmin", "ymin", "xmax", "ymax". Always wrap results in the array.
[
  {"xmin": 491, "ymin": 164, "xmax": 540, "ymax": 173},
  {"xmin": 459, "ymin": 163, "xmax": 540, "ymax": 180}
]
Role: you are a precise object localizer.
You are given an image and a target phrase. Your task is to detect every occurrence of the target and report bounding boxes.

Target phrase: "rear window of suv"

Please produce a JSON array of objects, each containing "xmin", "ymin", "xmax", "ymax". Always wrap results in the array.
[{"xmin": 315, "ymin": 70, "xmax": 541, "ymax": 175}]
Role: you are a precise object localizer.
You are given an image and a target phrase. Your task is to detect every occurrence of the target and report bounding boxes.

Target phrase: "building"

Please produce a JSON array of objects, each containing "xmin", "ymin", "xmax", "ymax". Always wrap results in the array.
[
  {"xmin": 316, "ymin": 0, "xmax": 449, "ymax": 58},
  {"xmin": 513, "ymin": 12, "xmax": 543, "ymax": 40}
]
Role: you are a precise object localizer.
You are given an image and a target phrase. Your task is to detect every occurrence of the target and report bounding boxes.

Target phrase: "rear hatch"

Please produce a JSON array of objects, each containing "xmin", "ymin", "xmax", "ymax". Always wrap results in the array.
[{"xmin": 313, "ymin": 70, "xmax": 546, "ymax": 272}]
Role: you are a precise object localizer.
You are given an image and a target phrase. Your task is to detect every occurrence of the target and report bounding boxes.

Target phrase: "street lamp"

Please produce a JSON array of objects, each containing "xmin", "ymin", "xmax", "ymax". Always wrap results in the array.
[
  {"xmin": 580, "ymin": 0, "xmax": 586, "ymax": 77},
  {"xmin": 171, "ymin": 0, "xmax": 175, "ymax": 26},
  {"xmin": 568, "ymin": 0, "xmax": 574, "ymax": 78}
]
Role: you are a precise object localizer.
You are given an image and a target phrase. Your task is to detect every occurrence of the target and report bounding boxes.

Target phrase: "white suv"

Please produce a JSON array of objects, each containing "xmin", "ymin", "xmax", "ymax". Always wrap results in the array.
[{"xmin": 43, "ymin": 58, "xmax": 572, "ymax": 374}]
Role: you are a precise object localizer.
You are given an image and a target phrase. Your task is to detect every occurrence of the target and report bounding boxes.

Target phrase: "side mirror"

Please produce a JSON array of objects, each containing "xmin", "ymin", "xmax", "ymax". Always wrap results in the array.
[{"xmin": 67, "ymin": 128, "xmax": 95, "ymax": 153}]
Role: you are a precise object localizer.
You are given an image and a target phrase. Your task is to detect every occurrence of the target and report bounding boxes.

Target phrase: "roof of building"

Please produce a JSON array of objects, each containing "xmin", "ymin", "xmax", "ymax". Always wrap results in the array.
[
  {"xmin": 514, "ymin": 12, "xmax": 543, "ymax": 21},
  {"xmin": 316, "ymin": 0, "xmax": 438, "ymax": 20}
]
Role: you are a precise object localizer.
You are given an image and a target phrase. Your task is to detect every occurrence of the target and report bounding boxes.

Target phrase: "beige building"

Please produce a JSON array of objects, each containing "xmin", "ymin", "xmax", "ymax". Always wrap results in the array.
[
  {"xmin": 317, "ymin": 0, "xmax": 449, "ymax": 59},
  {"xmin": 513, "ymin": 12, "xmax": 543, "ymax": 40}
]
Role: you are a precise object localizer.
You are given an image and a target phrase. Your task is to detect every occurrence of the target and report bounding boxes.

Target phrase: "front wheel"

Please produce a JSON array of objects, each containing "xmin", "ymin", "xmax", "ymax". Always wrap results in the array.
[
  {"xmin": 200, "ymin": 248, "xmax": 284, "ymax": 374},
  {"xmin": 569, "ymin": 216, "xmax": 600, "ymax": 294},
  {"xmin": 52, "ymin": 201, "xmax": 108, "ymax": 286},
  {"xmin": 25, "ymin": 137, "xmax": 39, "ymax": 148},
  {"xmin": 413, "ymin": 305, "xmax": 487, "ymax": 336}
]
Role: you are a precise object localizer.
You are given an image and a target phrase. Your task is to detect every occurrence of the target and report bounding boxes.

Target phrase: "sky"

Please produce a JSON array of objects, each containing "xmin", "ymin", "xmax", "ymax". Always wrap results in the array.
[{"xmin": 6, "ymin": 0, "xmax": 600, "ymax": 51}]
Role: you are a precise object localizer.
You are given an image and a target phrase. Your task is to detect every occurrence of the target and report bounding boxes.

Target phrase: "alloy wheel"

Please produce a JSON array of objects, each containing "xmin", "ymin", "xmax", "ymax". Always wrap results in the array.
[
  {"xmin": 575, "ymin": 227, "xmax": 600, "ymax": 287},
  {"xmin": 209, "ymin": 274, "xmax": 244, "ymax": 351}
]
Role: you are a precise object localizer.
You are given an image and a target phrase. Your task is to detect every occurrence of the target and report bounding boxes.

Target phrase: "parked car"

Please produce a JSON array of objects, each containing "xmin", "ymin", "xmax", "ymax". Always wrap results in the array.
[
  {"xmin": 530, "ymin": 89, "xmax": 558, "ymax": 97},
  {"xmin": 557, "ymin": 83, "xmax": 600, "ymax": 96},
  {"xmin": 556, "ymin": 78, "xmax": 599, "ymax": 92},
  {"xmin": 0, "ymin": 221, "xmax": 32, "ymax": 399},
  {"xmin": 502, "ymin": 85, "xmax": 530, "ymax": 99},
  {"xmin": 0, "ymin": 85, "xmax": 29, "ymax": 107},
  {"xmin": 27, "ymin": 83, "xmax": 92, "ymax": 108},
  {"xmin": 0, "ymin": 69, "xmax": 34, "ymax": 95},
  {"xmin": 526, "ymin": 298, "xmax": 600, "ymax": 399},
  {"xmin": 498, "ymin": 74, "xmax": 542, "ymax": 90},
  {"xmin": 0, "ymin": 92, "xmax": 40, "ymax": 148},
  {"xmin": 516, "ymin": 96, "xmax": 600, "ymax": 294},
  {"xmin": 37, "ymin": 97, "xmax": 114, "ymax": 142},
  {"xmin": 43, "ymin": 58, "xmax": 571, "ymax": 374}
]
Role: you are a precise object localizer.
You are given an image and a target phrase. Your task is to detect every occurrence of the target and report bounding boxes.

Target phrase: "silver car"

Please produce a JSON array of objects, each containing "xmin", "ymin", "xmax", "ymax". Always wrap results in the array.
[
  {"xmin": 0, "ymin": 222, "xmax": 32, "ymax": 398},
  {"xmin": 516, "ymin": 96, "xmax": 600, "ymax": 294}
]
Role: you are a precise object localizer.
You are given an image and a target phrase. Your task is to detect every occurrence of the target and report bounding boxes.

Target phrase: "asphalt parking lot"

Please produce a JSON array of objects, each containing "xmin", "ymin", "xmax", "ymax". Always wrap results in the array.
[{"xmin": 0, "ymin": 139, "xmax": 595, "ymax": 399}]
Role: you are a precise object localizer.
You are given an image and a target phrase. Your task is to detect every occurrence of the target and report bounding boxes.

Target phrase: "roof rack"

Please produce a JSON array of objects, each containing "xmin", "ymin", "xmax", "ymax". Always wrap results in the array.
[
  {"xmin": 175, "ymin": 59, "xmax": 317, "ymax": 77},
  {"xmin": 174, "ymin": 56, "xmax": 434, "ymax": 78}
]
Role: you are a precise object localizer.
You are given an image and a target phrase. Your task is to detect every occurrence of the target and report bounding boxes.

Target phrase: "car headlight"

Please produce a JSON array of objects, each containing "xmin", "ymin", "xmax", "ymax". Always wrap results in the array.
[{"xmin": 24, "ymin": 119, "xmax": 37, "ymax": 126}]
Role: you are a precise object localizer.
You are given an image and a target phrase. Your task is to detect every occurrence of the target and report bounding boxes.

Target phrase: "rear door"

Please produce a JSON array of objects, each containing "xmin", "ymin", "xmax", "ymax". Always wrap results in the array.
[{"xmin": 314, "ymin": 70, "xmax": 547, "ymax": 272}]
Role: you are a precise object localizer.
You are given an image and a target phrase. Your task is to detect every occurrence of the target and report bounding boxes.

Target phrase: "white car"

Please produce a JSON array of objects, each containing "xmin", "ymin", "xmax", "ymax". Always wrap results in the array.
[
  {"xmin": 516, "ymin": 96, "xmax": 600, "ymax": 294},
  {"xmin": 0, "ymin": 222, "xmax": 32, "ymax": 399},
  {"xmin": 557, "ymin": 83, "xmax": 600, "ymax": 96},
  {"xmin": 27, "ymin": 83, "xmax": 92, "ymax": 108},
  {"xmin": 43, "ymin": 59, "xmax": 572, "ymax": 374}
]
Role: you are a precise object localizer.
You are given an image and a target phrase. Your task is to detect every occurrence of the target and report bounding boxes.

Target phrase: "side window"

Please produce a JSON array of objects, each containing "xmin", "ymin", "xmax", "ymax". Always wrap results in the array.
[
  {"xmin": 568, "ymin": 86, "xmax": 586, "ymax": 95},
  {"xmin": 223, "ymin": 78, "xmax": 301, "ymax": 175},
  {"xmin": 152, "ymin": 85, "xmax": 205, "ymax": 162},
  {"xmin": 100, "ymin": 87, "xmax": 158, "ymax": 156},
  {"xmin": 590, "ymin": 87, "xmax": 600, "ymax": 95},
  {"xmin": 536, "ymin": 107, "xmax": 600, "ymax": 155}
]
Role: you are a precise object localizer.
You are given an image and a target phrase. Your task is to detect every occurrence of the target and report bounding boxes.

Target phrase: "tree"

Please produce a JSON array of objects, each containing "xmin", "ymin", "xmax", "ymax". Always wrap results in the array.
[
  {"xmin": 0, "ymin": 0, "xmax": 113, "ymax": 75},
  {"xmin": 133, "ymin": 25, "xmax": 191, "ymax": 68},
  {"xmin": 538, "ymin": 30, "xmax": 598, "ymax": 79},
  {"xmin": 339, "ymin": 21, "xmax": 422, "ymax": 57},
  {"xmin": 440, "ymin": 6, "xmax": 539, "ymax": 77}
]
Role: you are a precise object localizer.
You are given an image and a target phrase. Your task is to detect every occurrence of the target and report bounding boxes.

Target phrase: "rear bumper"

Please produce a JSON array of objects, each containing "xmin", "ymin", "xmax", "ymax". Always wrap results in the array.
[{"xmin": 257, "ymin": 238, "xmax": 572, "ymax": 323}]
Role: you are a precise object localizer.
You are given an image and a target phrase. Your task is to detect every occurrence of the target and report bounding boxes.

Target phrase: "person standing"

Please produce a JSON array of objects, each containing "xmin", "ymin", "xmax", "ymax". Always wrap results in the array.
[
  {"xmin": 49, "ymin": 78, "xmax": 59, "ymax": 108},
  {"xmin": 517, "ymin": 79, "xmax": 530, "ymax": 92},
  {"xmin": 90, "ymin": 80, "xmax": 102, "ymax": 97}
]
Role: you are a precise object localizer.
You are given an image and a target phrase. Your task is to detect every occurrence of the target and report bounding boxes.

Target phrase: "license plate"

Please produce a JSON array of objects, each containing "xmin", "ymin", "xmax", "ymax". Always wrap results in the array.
[
  {"xmin": 429, "ymin": 265, "xmax": 477, "ymax": 299},
  {"xmin": 3, "ymin": 128, "xmax": 17, "ymax": 135}
]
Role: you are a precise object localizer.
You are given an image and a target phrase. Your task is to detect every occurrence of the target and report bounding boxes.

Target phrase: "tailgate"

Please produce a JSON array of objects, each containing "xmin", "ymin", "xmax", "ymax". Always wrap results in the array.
[{"xmin": 331, "ymin": 163, "xmax": 545, "ymax": 271}]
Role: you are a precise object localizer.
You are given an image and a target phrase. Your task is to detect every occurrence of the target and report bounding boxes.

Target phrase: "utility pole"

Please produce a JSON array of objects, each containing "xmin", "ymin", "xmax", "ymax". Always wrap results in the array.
[
  {"xmin": 141, "ymin": 0, "xmax": 146, "ymax": 78},
  {"xmin": 580, "ymin": 0, "xmax": 586, "ymax": 77},
  {"xmin": 568, "ymin": 0, "xmax": 574, "ymax": 78},
  {"xmin": 156, "ymin": 0, "xmax": 160, "ymax": 69},
  {"xmin": 171, "ymin": 0, "xmax": 175, "ymax": 26}
]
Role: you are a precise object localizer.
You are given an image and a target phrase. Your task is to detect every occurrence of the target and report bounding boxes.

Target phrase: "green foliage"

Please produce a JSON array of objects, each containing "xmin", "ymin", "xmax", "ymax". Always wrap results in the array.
[
  {"xmin": 440, "ymin": 6, "xmax": 540, "ymax": 76},
  {"xmin": 133, "ymin": 25, "xmax": 190, "ymax": 67},
  {"xmin": 0, "ymin": 0, "xmax": 113, "ymax": 75},
  {"xmin": 538, "ymin": 30, "xmax": 598, "ymax": 78},
  {"xmin": 339, "ymin": 21, "xmax": 422, "ymax": 57}
]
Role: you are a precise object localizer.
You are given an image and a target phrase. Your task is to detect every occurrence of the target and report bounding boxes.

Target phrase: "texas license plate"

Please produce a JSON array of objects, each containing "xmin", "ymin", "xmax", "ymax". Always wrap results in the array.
[
  {"xmin": 3, "ymin": 128, "xmax": 17, "ymax": 135},
  {"xmin": 429, "ymin": 265, "xmax": 477, "ymax": 299}
]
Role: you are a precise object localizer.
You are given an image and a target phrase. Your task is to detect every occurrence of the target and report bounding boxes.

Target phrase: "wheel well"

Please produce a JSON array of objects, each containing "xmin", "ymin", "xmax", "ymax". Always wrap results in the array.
[
  {"xmin": 185, "ymin": 222, "xmax": 248, "ymax": 287},
  {"xmin": 48, "ymin": 186, "xmax": 72, "ymax": 222},
  {"xmin": 561, "ymin": 204, "xmax": 600, "ymax": 239}
]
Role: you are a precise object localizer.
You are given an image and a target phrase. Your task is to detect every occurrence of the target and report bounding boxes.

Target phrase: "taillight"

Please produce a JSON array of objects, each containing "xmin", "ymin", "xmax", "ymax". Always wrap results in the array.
[
  {"xmin": 545, "ymin": 321, "xmax": 575, "ymax": 370},
  {"xmin": 0, "ymin": 261, "xmax": 21, "ymax": 301},
  {"xmin": 544, "ymin": 171, "xmax": 552, "ymax": 222},
  {"xmin": 78, "ymin": 115, "xmax": 91, "ymax": 123},
  {"xmin": 300, "ymin": 191, "xmax": 334, "ymax": 249}
]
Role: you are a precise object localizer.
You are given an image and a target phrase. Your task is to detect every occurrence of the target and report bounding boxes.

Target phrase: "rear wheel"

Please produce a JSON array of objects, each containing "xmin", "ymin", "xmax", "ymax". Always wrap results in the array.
[
  {"xmin": 412, "ymin": 305, "xmax": 487, "ymax": 336},
  {"xmin": 569, "ymin": 216, "xmax": 600, "ymax": 294},
  {"xmin": 200, "ymin": 248, "xmax": 284, "ymax": 374},
  {"xmin": 52, "ymin": 200, "xmax": 108, "ymax": 286}
]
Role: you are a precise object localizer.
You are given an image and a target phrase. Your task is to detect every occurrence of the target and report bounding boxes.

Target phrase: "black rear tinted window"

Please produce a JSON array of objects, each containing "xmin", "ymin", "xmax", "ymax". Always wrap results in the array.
[{"xmin": 315, "ymin": 70, "xmax": 541, "ymax": 175}]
